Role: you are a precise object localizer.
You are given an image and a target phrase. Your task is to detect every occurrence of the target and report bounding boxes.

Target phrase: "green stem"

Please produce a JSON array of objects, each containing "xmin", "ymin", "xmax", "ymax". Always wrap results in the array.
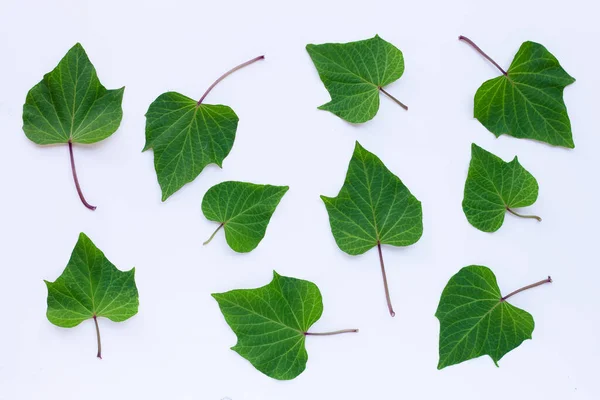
[
  {"xmin": 203, "ymin": 223, "xmax": 224, "ymax": 245},
  {"xmin": 379, "ymin": 87, "xmax": 408, "ymax": 110},
  {"xmin": 305, "ymin": 329, "xmax": 359, "ymax": 336},
  {"xmin": 507, "ymin": 208, "xmax": 542, "ymax": 222},
  {"xmin": 501, "ymin": 276, "xmax": 552, "ymax": 302}
]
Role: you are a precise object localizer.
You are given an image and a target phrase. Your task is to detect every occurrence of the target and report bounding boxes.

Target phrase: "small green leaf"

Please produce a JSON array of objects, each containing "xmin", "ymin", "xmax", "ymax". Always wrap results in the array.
[
  {"xmin": 143, "ymin": 56, "xmax": 264, "ymax": 201},
  {"xmin": 436, "ymin": 265, "xmax": 551, "ymax": 369},
  {"xmin": 212, "ymin": 271, "xmax": 357, "ymax": 380},
  {"xmin": 22, "ymin": 43, "xmax": 124, "ymax": 210},
  {"xmin": 461, "ymin": 36, "xmax": 575, "ymax": 148},
  {"xmin": 201, "ymin": 181, "xmax": 289, "ymax": 252},
  {"xmin": 463, "ymin": 143, "xmax": 540, "ymax": 232},
  {"xmin": 306, "ymin": 35, "xmax": 407, "ymax": 123},
  {"xmin": 321, "ymin": 141, "xmax": 422, "ymax": 316},
  {"xmin": 45, "ymin": 233, "xmax": 139, "ymax": 358}
]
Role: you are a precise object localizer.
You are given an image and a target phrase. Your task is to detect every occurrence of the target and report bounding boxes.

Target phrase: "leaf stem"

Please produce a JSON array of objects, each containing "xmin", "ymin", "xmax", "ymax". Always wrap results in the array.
[
  {"xmin": 203, "ymin": 223, "xmax": 224, "ymax": 245},
  {"xmin": 379, "ymin": 87, "xmax": 408, "ymax": 110},
  {"xmin": 305, "ymin": 329, "xmax": 359, "ymax": 336},
  {"xmin": 197, "ymin": 55, "xmax": 265, "ymax": 105},
  {"xmin": 458, "ymin": 35, "xmax": 507, "ymax": 76},
  {"xmin": 377, "ymin": 242, "xmax": 395, "ymax": 317},
  {"xmin": 501, "ymin": 276, "xmax": 552, "ymax": 302},
  {"xmin": 93, "ymin": 315, "xmax": 102, "ymax": 359},
  {"xmin": 507, "ymin": 208, "xmax": 542, "ymax": 222},
  {"xmin": 68, "ymin": 140, "xmax": 96, "ymax": 211}
]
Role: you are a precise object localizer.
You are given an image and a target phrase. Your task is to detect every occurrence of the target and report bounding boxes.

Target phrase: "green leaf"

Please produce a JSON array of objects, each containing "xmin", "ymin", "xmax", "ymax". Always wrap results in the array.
[
  {"xmin": 212, "ymin": 271, "xmax": 358, "ymax": 380},
  {"xmin": 306, "ymin": 35, "xmax": 407, "ymax": 123},
  {"xmin": 461, "ymin": 36, "xmax": 575, "ymax": 148},
  {"xmin": 22, "ymin": 43, "xmax": 124, "ymax": 210},
  {"xmin": 45, "ymin": 233, "xmax": 139, "ymax": 358},
  {"xmin": 143, "ymin": 55, "xmax": 264, "ymax": 201},
  {"xmin": 436, "ymin": 265, "xmax": 551, "ymax": 369},
  {"xmin": 201, "ymin": 181, "xmax": 289, "ymax": 253},
  {"xmin": 463, "ymin": 143, "xmax": 540, "ymax": 232},
  {"xmin": 321, "ymin": 141, "xmax": 422, "ymax": 316}
]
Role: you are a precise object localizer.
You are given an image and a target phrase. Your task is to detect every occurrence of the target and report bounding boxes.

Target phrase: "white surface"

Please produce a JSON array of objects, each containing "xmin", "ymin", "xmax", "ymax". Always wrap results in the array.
[{"xmin": 0, "ymin": 0, "xmax": 598, "ymax": 398}]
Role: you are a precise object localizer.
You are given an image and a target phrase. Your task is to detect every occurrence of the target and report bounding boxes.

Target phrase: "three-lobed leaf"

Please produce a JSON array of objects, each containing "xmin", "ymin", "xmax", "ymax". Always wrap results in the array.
[
  {"xmin": 202, "ymin": 181, "xmax": 289, "ymax": 252},
  {"xmin": 144, "ymin": 92, "xmax": 238, "ymax": 201},
  {"xmin": 23, "ymin": 43, "xmax": 124, "ymax": 145},
  {"xmin": 306, "ymin": 35, "xmax": 405, "ymax": 123},
  {"xmin": 436, "ymin": 266, "xmax": 545, "ymax": 369},
  {"xmin": 45, "ymin": 233, "xmax": 139, "ymax": 357},
  {"xmin": 213, "ymin": 272, "xmax": 343, "ymax": 380},
  {"xmin": 472, "ymin": 41, "xmax": 575, "ymax": 148},
  {"xmin": 321, "ymin": 141, "xmax": 422, "ymax": 255},
  {"xmin": 463, "ymin": 143, "xmax": 539, "ymax": 232}
]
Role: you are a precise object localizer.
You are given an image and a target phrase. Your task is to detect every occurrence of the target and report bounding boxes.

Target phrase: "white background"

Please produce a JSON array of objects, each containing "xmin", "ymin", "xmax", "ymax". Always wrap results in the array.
[{"xmin": 0, "ymin": 0, "xmax": 598, "ymax": 399}]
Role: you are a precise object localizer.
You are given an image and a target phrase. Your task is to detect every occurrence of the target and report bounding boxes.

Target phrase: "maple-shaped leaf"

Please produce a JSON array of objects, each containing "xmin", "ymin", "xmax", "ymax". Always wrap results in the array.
[
  {"xmin": 202, "ymin": 181, "xmax": 289, "ymax": 252},
  {"xmin": 45, "ymin": 233, "xmax": 139, "ymax": 358},
  {"xmin": 321, "ymin": 142, "xmax": 422, "ymax": 316},
  {"xmin": 144, "ymin": 55, "xmax": 264, "ymax": 201},
  {"xmin": 306, "ymin": 35, "xmax": 407, "ymax": 123},
  {"xmin": 212, "ymin": 271, "xmax": 358, "ymax": 380},
  {"xmin": 22, "ymin": 43, "xmax": 124, "ymax": 210},
  {"xmin": 460, "ymin": 36, "xmax": 575, "ymax": 148},
  {"xmin": 463, "ymin": 143, "xmax": 541, "ymax": 232},
  {"xmin": 436, "ymin": 265, "xmax": 552, "ymax": 369}
]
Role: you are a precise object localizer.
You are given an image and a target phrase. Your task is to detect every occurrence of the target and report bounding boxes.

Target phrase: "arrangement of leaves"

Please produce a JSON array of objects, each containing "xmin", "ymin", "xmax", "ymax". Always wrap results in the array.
[
  {"xmin": 202, "ymin": 181, "xmax": 289, "ymax": 252},
  {"xmin": 459, "ymin": 35, "xmax": 576, "ymax": 148},
  {"xmin": 436, "ymin": 265, "xmax": 551, "ymax": 369},
  {"xmin": 22, "ymin": 43, "xmax": 125, "ymax": 210},
  {"xmin": 144, "ymin": 55, "xmax": 264, "ymax": 201},
  {"xmin": 212, "ymin": 271, "xmax": 358, "ymax": 380},
  {"xmin": 463, "ymin": 143, "xmax": 541, "ymax": 232},
  {"xmin": 321, "ymin": 142, "xmax": 423, "ymax": 316},
  {"xmin": 306, "ymin": 35, "xmax": 408, "ymax": 123},
  {"xmin": 45, "ymin": 233, "xmax": 139, "ymax": 358}
]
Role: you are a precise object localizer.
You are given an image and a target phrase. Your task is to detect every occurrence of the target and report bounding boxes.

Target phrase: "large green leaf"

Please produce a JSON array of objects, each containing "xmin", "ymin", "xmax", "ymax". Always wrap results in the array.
[
  {"xmin": 213, "ymin": 271, "xmax": 357, "ymax": 380},
  {"xmin": 202, "ymin": 181, "xmax": 289, "ymax": 252},
  {"xmin": 306, "ymin": 35, "xmax": 406, "ymax": 123},
  {"xmin": 45, "ymin": 233, "xmax": 139, "ymax": 358},
  {"xmin": 321, "ymin": 141, "xmax": 422, "ymax": 316},
  {"xmin": 143, "ymin": 93, "xmax": 238, "ymax": 201},
  {"xmin": 465, "ymin": 38, "xmax": 575, "ymax": 147},
  {"xmin": 22, "ymin": 43, "xmax": 124, "ymax": 209},
  {"xmin": 463, "ymin": 143, "xmax": 540, "ymax": 232},
  {"xmin": 436, "ymin": 265, "xmax": 551, "ymax": 369}
]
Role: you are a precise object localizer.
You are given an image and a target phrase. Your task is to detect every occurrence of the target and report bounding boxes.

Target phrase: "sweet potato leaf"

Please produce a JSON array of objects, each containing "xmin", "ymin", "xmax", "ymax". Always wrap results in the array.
[
  {"xmin": 460, "ymin": 36, "xmax": 575, "ymax": 148},
  {"xmin": 463, "ymin": 143, "xmax": 540, "ymax": 232},
  {"xmin": 436, "ymin": 265, "xmax": 551, "ymax": 369},
  {"xmin": 213, "ymin": 272, "xmax": 357, "ymax": 380},
  {"xmin": 306, "ymin": 35, "xmax": 407, "ymax": 123},
  {"xmin": 202, "ymin": 181, "xmax": 289, "ymax": 252},
  {"xmin": 321, "ymin": 142, "xmax": 422, "ymax": 316},
  {"xmin": 45, "ymin": 233, "xmax": 139, "ymax": 358},
  {"xmin": 22, "ymin": 43, "xmax": 124, "ymax": 210}
]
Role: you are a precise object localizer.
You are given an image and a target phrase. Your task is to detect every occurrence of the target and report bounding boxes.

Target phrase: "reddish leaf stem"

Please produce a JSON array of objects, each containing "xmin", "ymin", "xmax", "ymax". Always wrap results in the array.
[
  {"xmin": 377, "ymin": 242, "xmax": 395, "ymax": 317},
  {"xmin": 197, "ymin": 55, "xmax": 265, "ymax": 105},
  {"xmin": 93, "ymin": 315, "xmax": 102, "ymax": 359},
  {"xmin": 68, "ymin": 140, "xmax": 96, "ymax": 211},
  {"xmin": 459, "ymin": 35, "xmax": 507, "ymax": 76},
  {"xmin": 379, "ymin": 87, "xmax": 408, "ymax": 110},
  {"xmin": 501, "ymin": 276, "xmax": 552, "ymax": 302},
  {"xmin": 507, "ymin": 208, "xmax": 542, "ymax": 222},
  {"xmin": 305, "ymin": 329, "xmax": 359, "ymax": 336}
]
